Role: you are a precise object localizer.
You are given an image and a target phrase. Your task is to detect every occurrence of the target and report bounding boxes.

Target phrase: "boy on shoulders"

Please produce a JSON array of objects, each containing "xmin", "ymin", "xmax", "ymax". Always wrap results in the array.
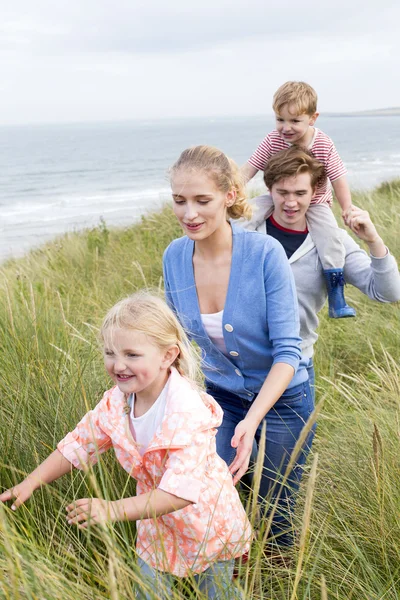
[{"xmin": 242, "ymin": 81, "xmax": 355, "ymax": 319}]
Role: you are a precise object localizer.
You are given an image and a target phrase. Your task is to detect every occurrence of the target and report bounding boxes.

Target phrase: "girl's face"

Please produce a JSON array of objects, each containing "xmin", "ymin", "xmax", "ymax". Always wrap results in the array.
[
  {"xmin": 171, "ymin": 169, "xmax": 235, "ymax": 241},
  {"xmin": 103, "ymin": 328, "xmax": 176, "ymax": 400}
]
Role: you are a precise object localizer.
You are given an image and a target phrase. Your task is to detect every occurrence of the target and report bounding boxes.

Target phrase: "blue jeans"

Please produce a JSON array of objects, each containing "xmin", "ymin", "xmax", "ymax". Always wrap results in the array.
[
  {"xmin": 207, "ymin": 377, "xmax": 315, "ymax": 547},
  {"xmin": 135, "ymin": 557, "xmax": 239, "ymax": 599},
  {"xmin": 305, "ymin": 357, "xmax": 315, "ymax": 402}
]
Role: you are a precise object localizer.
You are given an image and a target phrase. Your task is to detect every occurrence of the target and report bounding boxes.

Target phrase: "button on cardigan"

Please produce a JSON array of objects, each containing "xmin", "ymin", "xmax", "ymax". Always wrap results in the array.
[{"xmin": 163, "ymin": 224, "xmax": 307, "ymax": 400}]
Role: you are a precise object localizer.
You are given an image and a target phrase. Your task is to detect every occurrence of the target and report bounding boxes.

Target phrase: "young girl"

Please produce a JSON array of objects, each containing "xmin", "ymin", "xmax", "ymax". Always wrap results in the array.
[
  {"xmin": 163, "ymin": 145, "xmax": 314, "ymax": 550},
  {"xmin": 0, "ymin": 292, "xmax": 251, "ymax": 599}
]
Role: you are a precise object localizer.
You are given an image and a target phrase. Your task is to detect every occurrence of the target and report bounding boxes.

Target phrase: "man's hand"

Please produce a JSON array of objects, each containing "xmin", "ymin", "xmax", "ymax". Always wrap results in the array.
[{"xmin": 343, "ymin": 205, "xmax": 387, "ymax": 258}]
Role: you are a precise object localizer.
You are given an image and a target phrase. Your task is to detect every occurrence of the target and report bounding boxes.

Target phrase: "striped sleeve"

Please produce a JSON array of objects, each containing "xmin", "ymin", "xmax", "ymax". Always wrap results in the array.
[
  {"xmin": 311, "ymin": 131, "xmax": 347, "ymax": 182},
  {"xmin": 247, "ymin": 131, "xmax": 288, "ymax": 171}
]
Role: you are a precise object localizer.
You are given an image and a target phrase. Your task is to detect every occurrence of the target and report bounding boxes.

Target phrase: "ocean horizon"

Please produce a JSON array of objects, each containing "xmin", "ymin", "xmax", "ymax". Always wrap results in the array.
[{"xmin": 1, "ymin": 114, "xmax": 400, "ymax": 262}]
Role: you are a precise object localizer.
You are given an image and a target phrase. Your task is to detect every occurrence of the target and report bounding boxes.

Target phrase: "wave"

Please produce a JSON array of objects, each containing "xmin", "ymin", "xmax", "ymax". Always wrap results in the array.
[{"xmin": 0, "ymin": 186, "xmax": 171, "ymax": 220}]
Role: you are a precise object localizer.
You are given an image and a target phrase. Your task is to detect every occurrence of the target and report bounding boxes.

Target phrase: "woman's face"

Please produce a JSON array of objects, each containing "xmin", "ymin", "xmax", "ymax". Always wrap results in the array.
[
  {"xmin": 271, "ymin": 172, "xmax": 314, "ymax": 230},
  {"xmin": 171, "ymin": 169, "xmax": 235, "ymax": 241}
]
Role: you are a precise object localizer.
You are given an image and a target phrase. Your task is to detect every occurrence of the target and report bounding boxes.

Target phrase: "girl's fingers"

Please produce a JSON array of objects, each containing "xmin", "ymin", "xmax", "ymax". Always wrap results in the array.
[
  {"xmin": 65, "ymin": 498, "xmax": 90, "ymax": 512},
  {"xmin": 66, "ymin": 504, "xmax": 91, "ymax": 520},
  {"xmin": 0, "ymin": 489, "xmax": 14, "ymax": 502},
  {"xmin": 0, "ymin": 488, "xmax": 27, "ymax": 509},
  {"xmin": 12, "ymin": 496, "xmax": 25, "ymax": 510},
  {"xmin": 67, "ymin": 512, "xmax": 93, "ymax": 525}
]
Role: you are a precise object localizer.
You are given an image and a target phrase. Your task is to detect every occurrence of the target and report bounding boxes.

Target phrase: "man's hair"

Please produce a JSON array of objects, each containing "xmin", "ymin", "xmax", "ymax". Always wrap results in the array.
[
  {"xmin": 263, "ymin": 147, "xmax": 326, "ymax": 191},
  {"xmin": 273, "ymin": 81, "xmax": 318, "ymax": 116}
]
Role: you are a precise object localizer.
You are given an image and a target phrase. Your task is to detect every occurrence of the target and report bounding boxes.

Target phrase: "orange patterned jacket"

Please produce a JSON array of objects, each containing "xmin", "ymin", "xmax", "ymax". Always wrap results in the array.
[{"xmin": 58, "ymin": 367, "xmax": 251, "ymax": 576}]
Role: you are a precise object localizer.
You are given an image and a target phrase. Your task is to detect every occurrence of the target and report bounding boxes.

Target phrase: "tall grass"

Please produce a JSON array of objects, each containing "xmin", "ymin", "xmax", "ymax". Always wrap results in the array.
[{"xmin": 0, "ymin": 181, "xmax": 399, "ymax": 598}]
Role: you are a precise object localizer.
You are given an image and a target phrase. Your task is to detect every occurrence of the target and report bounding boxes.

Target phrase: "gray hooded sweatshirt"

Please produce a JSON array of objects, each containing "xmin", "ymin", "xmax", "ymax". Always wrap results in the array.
[{"xmin": 241, "ymin": 195, "xmax": 400, "ymax": 359}]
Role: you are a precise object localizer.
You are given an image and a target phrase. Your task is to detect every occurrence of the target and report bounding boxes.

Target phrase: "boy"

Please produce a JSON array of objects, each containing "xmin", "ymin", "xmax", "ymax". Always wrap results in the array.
[{"xmin": 242, "ymin": 81, "xmax": 355, "ymax": 318}]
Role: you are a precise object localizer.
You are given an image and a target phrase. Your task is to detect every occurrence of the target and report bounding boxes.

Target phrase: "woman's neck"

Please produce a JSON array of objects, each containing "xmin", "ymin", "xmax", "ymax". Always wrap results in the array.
[{"xmin": 194, "ymin": 220, "xmax": 233, "ymax": 261}]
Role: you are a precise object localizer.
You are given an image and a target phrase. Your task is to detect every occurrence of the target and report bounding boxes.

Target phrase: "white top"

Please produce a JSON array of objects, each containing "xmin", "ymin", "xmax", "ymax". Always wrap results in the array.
[
  {"xmin": 201, "ymin": 310, "xmax": 228, "ymax": 355},
  {"xmin": 129, "ymin": 382, "xmax": 168, "ymax": 456}
]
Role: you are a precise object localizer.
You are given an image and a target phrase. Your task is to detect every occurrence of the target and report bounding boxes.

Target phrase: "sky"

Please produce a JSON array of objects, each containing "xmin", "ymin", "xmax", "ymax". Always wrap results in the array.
[{"xmin": 1, "ymin": 0, "xmax": 399, "ymax": 125}]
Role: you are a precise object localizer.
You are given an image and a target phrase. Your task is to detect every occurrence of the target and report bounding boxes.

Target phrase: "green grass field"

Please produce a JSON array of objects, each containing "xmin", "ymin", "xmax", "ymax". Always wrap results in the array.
[{"xmin": 0, "ymin": 181, "xmax": 399, "ymax": 599}]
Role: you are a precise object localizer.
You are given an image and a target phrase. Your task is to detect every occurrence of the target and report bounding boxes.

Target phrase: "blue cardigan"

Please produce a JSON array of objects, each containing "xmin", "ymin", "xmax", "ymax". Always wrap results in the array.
[{"xmin": 163, "ymin": 224, "xmax": 307, "ymax": 400}]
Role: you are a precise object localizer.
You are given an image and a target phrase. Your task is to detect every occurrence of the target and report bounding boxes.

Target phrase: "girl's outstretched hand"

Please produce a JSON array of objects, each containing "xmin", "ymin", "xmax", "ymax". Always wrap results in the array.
[
  {"xmin": 0, "ymin": 480, "xmax": 36, "ymax": 510},
  {"xmin": 229, "ymin": 418, "xmax": 257, "ymax": 485},
  {"xmin": 66, "ymin": 498, "xmax": 117, "ymax": 528}
]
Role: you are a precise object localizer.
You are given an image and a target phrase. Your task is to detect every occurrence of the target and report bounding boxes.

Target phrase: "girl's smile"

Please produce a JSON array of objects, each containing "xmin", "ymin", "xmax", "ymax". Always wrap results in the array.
[{"xmin": 103, "ymin": 328, "xmax": 172, "ymax": 403}]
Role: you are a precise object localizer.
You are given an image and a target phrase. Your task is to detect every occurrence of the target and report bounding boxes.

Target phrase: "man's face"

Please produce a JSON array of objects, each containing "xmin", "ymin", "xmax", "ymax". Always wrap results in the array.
[{"xmin": 271, "ymin": 172, "xmax": 314, "ymax": 230}]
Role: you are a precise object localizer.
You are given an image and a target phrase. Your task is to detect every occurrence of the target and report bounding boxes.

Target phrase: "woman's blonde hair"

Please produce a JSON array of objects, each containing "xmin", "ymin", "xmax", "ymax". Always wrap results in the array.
[
  {"xmin": 100, "ymin": 292, "xmax": 201, "ymax": 385},
  {"xmin": 170, "ymin": 145, "xmax": 252, "ymax": 220}
]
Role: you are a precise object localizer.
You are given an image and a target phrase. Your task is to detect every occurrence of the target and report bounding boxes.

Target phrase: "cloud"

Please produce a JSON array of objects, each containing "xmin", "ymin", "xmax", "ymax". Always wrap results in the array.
[
  {"xmin": 1, "ymin": 0, "xmax": 399, "ymax": 54},
  {"xmin": 0, "ymin": 0, "xmax": 399, "ymax": 124}
]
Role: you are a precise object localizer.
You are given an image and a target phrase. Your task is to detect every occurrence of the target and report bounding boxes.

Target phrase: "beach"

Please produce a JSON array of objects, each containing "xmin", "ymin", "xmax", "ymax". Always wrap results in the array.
[{"xmin": 1, "ymin": 114, "xmax": 400, "ymax": 262}]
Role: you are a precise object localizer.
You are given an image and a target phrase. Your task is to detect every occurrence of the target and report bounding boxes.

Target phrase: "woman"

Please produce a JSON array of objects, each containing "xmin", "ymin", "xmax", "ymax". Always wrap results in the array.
[
  {"xmin": 244, "ymin": 146, "xmax": 400, "ymax": 393},
  {"xmin": 163, "ymin": 145, "xmax": 315, "ymax": 548}
]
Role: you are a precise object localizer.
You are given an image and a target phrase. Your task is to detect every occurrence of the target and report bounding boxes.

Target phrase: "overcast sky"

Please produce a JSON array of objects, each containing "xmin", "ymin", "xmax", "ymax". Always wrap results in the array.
[{"xmin": 1, "ymin": 0, "xmax": 399, "ymax": 125}]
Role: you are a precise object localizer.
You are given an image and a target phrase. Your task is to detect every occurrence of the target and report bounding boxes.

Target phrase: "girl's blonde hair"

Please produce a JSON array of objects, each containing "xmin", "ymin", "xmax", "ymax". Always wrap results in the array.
[
  {"xmin": 170, "ymin": 145, "xmax": 252, "ymax": 220},
  {"xmin": 100, "ymin": 292, "xmax": 201, "ymax": 385}
]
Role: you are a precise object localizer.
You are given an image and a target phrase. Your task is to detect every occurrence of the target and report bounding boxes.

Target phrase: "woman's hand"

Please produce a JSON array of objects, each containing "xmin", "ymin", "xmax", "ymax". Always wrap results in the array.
[
  {"xmin": 0, "ymin": 480, "xmax": 37, "ymax": 510},
  {"xmin": 65, "ymin": 498, "xmax": 117, "ymax": 528},
  {"xmin": 229, "ymin": 418, "xmax": 258, "ymax": 485}
]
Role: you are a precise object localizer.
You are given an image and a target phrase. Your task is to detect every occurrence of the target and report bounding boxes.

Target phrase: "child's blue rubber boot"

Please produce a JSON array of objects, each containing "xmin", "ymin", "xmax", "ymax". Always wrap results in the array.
[{"xmin": 323, "ymin": 269, "xmax": 356, "ymax": 319}]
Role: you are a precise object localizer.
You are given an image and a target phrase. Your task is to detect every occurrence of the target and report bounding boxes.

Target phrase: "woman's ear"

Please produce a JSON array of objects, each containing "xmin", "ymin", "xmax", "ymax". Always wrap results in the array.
[
  {"xmin": 226, "ymin": 188, "xmax": 237, "ymax": 207},
  {"xmin": 161, "ymin": 344, "xmax": 180, "ymax": 369}
]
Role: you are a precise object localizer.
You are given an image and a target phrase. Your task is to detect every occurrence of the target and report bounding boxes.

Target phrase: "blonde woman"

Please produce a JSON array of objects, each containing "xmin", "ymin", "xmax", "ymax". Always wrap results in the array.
[{"xmin": 163, "ymin": 146, "xmax": 315, "ymax": 549}]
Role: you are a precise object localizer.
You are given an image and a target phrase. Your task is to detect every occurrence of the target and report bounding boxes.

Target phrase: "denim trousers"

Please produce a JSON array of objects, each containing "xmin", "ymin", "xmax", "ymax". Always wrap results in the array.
[
  {"xmin": 207, "ymin": 367, "xmax": 315, "ymax": 547},
  {"xmin": 305, "ymin": 357, "xmax": 315, "ymax": 402},
  {"xmin": 135, "ymin": 557, "xmax": 239, "ymax": 599}
]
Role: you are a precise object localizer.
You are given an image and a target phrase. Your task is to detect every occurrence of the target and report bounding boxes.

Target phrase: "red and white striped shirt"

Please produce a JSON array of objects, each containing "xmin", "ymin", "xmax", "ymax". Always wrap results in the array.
[{"xmin": 247, "ymin": 128, "xmax": 347, "ymax": 206}]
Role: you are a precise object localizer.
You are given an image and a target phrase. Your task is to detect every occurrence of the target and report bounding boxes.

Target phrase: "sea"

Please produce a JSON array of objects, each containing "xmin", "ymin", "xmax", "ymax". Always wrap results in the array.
[{"xmin": 1, "ymin": 115, "xmax": 400, "ymax": 262}]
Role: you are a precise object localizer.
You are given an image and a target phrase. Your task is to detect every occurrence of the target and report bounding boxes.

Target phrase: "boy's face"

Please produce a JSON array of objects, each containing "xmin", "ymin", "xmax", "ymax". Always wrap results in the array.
[{"xmin": 275, "ymin": 104, "xmax": 318, "ymax": 145}]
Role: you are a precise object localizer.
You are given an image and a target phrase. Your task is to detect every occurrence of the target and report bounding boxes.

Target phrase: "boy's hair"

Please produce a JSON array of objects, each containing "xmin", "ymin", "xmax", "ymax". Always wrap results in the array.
[
  {"xmin": 273, "ymin": 81, "xmax": 318, "ymax": 116},
  {"xmin": 263, "ymin": 147, "xmax": 326, "ymax": 191},
  {"xmin": 170, "ymin": 145, "xmax": 252, "ymax": 220},
  {"xmin": 101, "ymin": 292, "xmax": 202, "ymax": 385}
]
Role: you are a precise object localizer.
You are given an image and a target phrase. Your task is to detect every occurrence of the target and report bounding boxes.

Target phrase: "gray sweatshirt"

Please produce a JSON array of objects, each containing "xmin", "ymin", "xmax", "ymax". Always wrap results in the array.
[{"xmin": 242, "ymin": 205, "xmax": 400, "ymax": 359}]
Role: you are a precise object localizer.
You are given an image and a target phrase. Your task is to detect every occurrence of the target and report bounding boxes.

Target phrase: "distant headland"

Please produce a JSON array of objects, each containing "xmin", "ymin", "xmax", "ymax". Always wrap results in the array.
[{"xmin": 326, "ymin": 107, "xmax": 400, "ymax": 117}]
